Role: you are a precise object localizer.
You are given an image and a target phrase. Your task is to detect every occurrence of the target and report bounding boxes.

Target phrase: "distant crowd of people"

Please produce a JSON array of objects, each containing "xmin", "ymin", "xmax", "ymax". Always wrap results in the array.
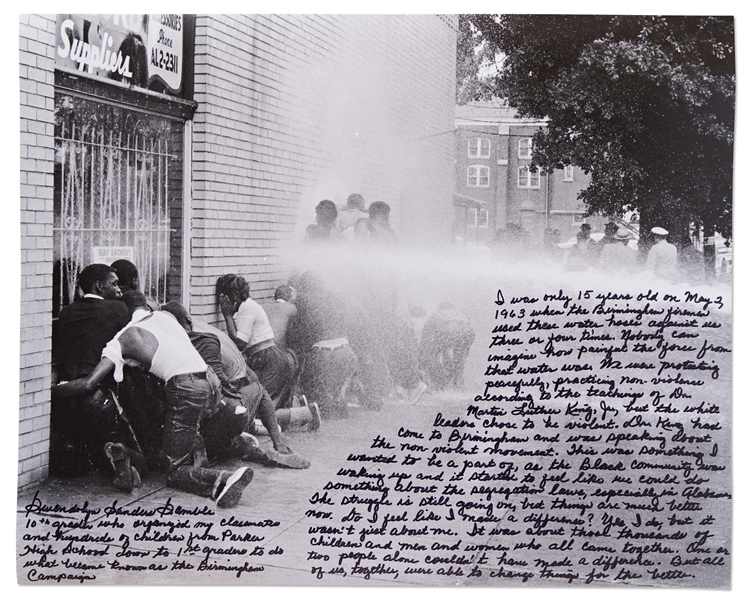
[
  {"xmin": 50, "ymin": 193, "xmax": 476, "ymax": 506},
  {"xmin": 490, "ymin": 221, "xmax": 697, "ymax": 282}
]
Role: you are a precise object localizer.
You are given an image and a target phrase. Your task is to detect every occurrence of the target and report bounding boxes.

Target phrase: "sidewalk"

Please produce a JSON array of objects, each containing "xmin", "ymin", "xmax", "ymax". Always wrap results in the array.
[{"xmin": 17, "ymin": 395, "xmax": 462, "ymax": 586}]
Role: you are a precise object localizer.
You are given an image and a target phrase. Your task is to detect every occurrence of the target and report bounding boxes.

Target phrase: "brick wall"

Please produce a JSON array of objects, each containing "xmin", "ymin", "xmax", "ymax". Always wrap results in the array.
[
  {"xmin": 189, "ymin": 15, "xmax": 457, "ymax": 320},
  {"xmin": 19, "ymin": 14, "xmax": 56, "ymax": 488},
  {"xmin": 17, "ymin": 14, "xmax": 457, "ymax": 487}
]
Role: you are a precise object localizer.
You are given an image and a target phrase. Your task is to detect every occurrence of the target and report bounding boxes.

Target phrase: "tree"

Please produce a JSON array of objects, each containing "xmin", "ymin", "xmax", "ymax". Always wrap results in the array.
[
  {"xmin": 455, "ymin": 15, "xmax": 495, "ymax": 104},
  {"xmin": 466, "ymin": 15, "xmax": 734, "ymax": 262}
]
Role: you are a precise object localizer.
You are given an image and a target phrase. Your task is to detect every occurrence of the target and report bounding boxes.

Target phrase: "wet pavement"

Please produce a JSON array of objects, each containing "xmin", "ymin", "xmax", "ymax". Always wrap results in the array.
[{"xmin": 17, "ymin": 394, "xmax": 467, "ymax": 586}]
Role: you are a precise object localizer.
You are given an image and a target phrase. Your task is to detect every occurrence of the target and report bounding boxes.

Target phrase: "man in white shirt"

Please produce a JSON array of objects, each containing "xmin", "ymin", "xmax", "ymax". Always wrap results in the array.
[
  {"xmin": 600, "ymin": 227, "xmax": 637, "ymax": 273},
  {"xmin": 646, "ymin": 226, "xmax": 678, "ymax": 280},
  {"xmin": 53, "ymin": 291, "xmax": 253, "ymax": 508},
  {"xmin": 337, "ymin": 193, "xmax": 368, "ymax": 237}
]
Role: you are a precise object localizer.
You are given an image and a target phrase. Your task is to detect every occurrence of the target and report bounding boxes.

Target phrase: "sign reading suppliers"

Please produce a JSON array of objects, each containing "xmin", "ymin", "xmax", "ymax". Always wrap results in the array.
[{"xmin": 55, "ymin": 14, "xmax": 183, "ymax": 94}]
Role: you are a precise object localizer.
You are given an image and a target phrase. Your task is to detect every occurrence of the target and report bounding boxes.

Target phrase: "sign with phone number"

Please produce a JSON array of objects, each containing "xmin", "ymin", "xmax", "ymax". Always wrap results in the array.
[{"xmin": 147, "ymin": 14, "xmax": 183, "ymax": 93}]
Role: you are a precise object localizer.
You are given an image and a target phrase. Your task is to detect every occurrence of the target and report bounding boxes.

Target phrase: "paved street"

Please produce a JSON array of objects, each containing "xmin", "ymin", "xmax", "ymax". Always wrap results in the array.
[{"xmin": 17, "ymin": 394, "xmax": 469, "ymax": 586}]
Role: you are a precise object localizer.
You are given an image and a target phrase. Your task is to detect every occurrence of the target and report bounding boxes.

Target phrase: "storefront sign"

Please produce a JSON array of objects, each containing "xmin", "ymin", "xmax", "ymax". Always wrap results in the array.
[
  {"xmin": 55, "ymin": 14, "xmax": 184, "ymax": 94},
  {"xmin": 146, "ymin": 14, "xmax": 184, "ymax": 92},
  {"xmin": 92, "ymin": 246, "xmax": 134, "ymax": 265}
]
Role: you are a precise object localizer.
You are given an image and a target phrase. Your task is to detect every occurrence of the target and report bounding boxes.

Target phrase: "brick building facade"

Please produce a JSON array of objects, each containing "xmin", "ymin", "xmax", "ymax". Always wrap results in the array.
[
  {"xmin": 454, "ymin": 101, "xmax": 604, "ymax": 245},
  {"xmin": 18, "ymin": 14, "xmax": 457, "ymax": 488}
]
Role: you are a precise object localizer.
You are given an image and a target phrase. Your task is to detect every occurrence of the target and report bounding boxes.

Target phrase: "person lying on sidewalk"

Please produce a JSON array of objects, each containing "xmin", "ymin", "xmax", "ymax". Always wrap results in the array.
[
  {"xmin": 52, "ymin": 291, "xmax": 252, "ymax": 509},
  {"xmin": 160, "ymin": 301, "xmax": 312, "ymax": 470}
]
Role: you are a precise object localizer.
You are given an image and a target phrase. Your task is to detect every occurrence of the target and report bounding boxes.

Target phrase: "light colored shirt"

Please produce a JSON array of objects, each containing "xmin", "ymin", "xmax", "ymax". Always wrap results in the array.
[
  {"xmin": 102, "ymin": 309, "xmax": 206, "ymax": 383},
  {"xmin": 262, "ymin": 300, "xmax": 298, "ymax": 348},
  {"xmin": 234, "ymin": 298, "xmax": 275, "ymax": 346},
  {"xmin": 600, "ymin": 242, "xmax": 636, "ymax": 273},
  {"xmin": 646, "ymin": 239, "xmax": 678, "ymax": 279},
  {"xmin": 337, "ymin": 207, "xmax": 367, "ymax": 232},
  {"xmin": 192, "ymin": 319, "xmax": 247, "ymax": 382}
]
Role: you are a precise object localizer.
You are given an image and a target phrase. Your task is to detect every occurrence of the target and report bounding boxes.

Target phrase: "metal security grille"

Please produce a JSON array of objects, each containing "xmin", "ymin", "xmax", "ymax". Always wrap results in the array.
[{"xmin": 54, "ymin": 97, "xmax": 177, "ymax": 314}]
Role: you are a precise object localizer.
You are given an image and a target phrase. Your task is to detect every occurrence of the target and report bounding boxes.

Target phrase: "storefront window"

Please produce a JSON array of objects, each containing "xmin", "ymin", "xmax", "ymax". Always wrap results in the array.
[{"xmin": 53, "ymin": 93, "xmax": 184, "ymax": 315}]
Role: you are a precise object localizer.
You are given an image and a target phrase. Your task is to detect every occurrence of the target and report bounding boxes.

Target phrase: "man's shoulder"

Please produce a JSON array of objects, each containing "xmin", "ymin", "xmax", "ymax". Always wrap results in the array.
[
  {"xmin": 59, "ymin": 297, "xmax": 128, "ymax": 320},
  {"xmin": 189, "ymin": 330, "xmax": 220, "ymax": 344},
  {"xmin": 268, "ymin": 301, "xmax": 297, "ymax": 317}
]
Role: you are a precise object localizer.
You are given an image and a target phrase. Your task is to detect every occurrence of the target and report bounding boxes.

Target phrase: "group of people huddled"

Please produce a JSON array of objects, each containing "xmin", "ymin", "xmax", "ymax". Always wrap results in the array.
[
  {"xmin": 51, "ymin": 261, "xmax": 314, "ymax": 509},
  {"xmin": 303, "ymin": 194, "xmax": 398, "ymax": 245},
  {"xmin": 49, "ymin": 192, "xmax": 478, "ymax": 507},
  {"xmin": 298, "ymin": 193, "xmax": 477, "ymax": 407}
]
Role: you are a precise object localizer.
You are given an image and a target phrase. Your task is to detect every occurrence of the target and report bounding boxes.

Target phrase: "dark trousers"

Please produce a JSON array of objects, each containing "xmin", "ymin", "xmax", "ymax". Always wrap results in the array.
[
  {"xmin": 300, "ymin": 343, "xmax": 358, "ymax": 418},
  {"xmin": 162, "ymin": 373, "xmax": 226, "ymax": 498},
  {"xmin": 117, "ymin": 367, "xmax": 165, "ymax": 468},
  {"xmin": 246, "ymin": 346, "xmax": 298, "ymax": 409},
  {"xmin": 202, "ymin": 391, "xmax": 251, "ymax": 461},
  {"xmin": 421, "ymin": 321, "xmax": 475, "ymax": 390},
  {"xmin": 50, "ymin": 386, "xmax": 124, "ymax": 475}
]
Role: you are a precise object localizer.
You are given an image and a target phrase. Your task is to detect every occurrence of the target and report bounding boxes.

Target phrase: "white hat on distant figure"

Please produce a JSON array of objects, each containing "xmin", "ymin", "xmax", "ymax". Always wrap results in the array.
[{"xmin": 651, "ymin": 227, "xmax": 669, "ymax": 236}]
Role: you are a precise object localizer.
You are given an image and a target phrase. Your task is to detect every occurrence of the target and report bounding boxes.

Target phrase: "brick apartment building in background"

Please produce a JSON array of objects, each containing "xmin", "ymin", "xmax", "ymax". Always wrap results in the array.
[
  {"xmin": 19, "ymin": 14, "xmax": 457, "ymax": 488},
  {"xmin": 453, "ymin": 100, "xmax": 604, "ymax": 245}
]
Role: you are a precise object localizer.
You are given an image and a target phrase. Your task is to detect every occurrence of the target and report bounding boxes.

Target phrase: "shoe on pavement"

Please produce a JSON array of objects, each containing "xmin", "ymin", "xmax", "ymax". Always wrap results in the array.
[
  {"xmin": 232, "ymin": 433, "xmax": 272, "ymax": 465},
  {"xmin": 216, "ymin": 466, "xmax": 254, "ymax": 509},
  {"xmin": 104, "ymin": 442, "xmax": 134, "ymax": 493},
  {"xmin": 265, "ymin": 448, "xmax": 310, "ymax": 469}
]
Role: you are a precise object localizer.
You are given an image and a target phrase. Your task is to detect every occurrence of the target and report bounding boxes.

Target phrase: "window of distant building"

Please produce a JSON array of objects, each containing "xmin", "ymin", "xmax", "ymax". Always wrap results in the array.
[
  {"xmin": 564, "ymin": 165, "xmax": 574, "ymax": 181},
  {"xmin": 467, "ymin": 208, "xmax": 478, "ymax": 228},
  {"xmin": 517, "ymin": 166, "xmax": 540, "ymax": 188},
  {"xmin": 479, "ymin": 209, "xmax": 489, "ymax": 229},
  {"xmin": 467, "ymin": 165, "xmax": 490, "ymax": 187},
  {"xmin": 468, "ymin": 137, "xmax": 490, "ymax": 158},
  {"xmin": 518, "ymin": 137, "xmax": 533, "ymax": 159},
  {"xmin": 572, "ymin": 214, "xmax": 586, "ymax": 224}
]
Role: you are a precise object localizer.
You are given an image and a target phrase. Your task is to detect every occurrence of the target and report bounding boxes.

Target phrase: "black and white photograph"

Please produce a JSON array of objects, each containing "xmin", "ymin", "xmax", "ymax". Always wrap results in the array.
[{"xmin": 9, "ymin": 8, "xmax": 740, "ymax": 590}]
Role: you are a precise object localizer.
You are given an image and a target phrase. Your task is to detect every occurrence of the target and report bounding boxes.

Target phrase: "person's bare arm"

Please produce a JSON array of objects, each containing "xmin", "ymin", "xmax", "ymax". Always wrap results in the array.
[
  {"xmin": 220, "ymin": 294, "xmax": 247, "ymax": 350},
  {"xmin": 51, "ymin": 358, "xmax": 115, "ymax": 399},
  {"xmin": 118, "ymin": 327, "xmax": 156, "ymax": 368}
]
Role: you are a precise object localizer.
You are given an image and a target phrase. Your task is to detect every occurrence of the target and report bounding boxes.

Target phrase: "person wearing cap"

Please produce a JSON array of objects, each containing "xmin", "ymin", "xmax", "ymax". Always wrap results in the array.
[
  {"xmin": 337, "ymin": 193, "xmax": 368, "ymax": 237},
  {"xmin": 646, "ymin": 227, "xmax": 678, "ymax": 280},
  {"xmin": 354, "ymin": 200, "xmax": 398, "ymax": 245},
  {"xmin": 305, "ymin": 199, "xmax": 343, "ymax": 242},
  {"xmin": 599, "ymin": 227, "xmax": 636, "ymax": 273}
]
